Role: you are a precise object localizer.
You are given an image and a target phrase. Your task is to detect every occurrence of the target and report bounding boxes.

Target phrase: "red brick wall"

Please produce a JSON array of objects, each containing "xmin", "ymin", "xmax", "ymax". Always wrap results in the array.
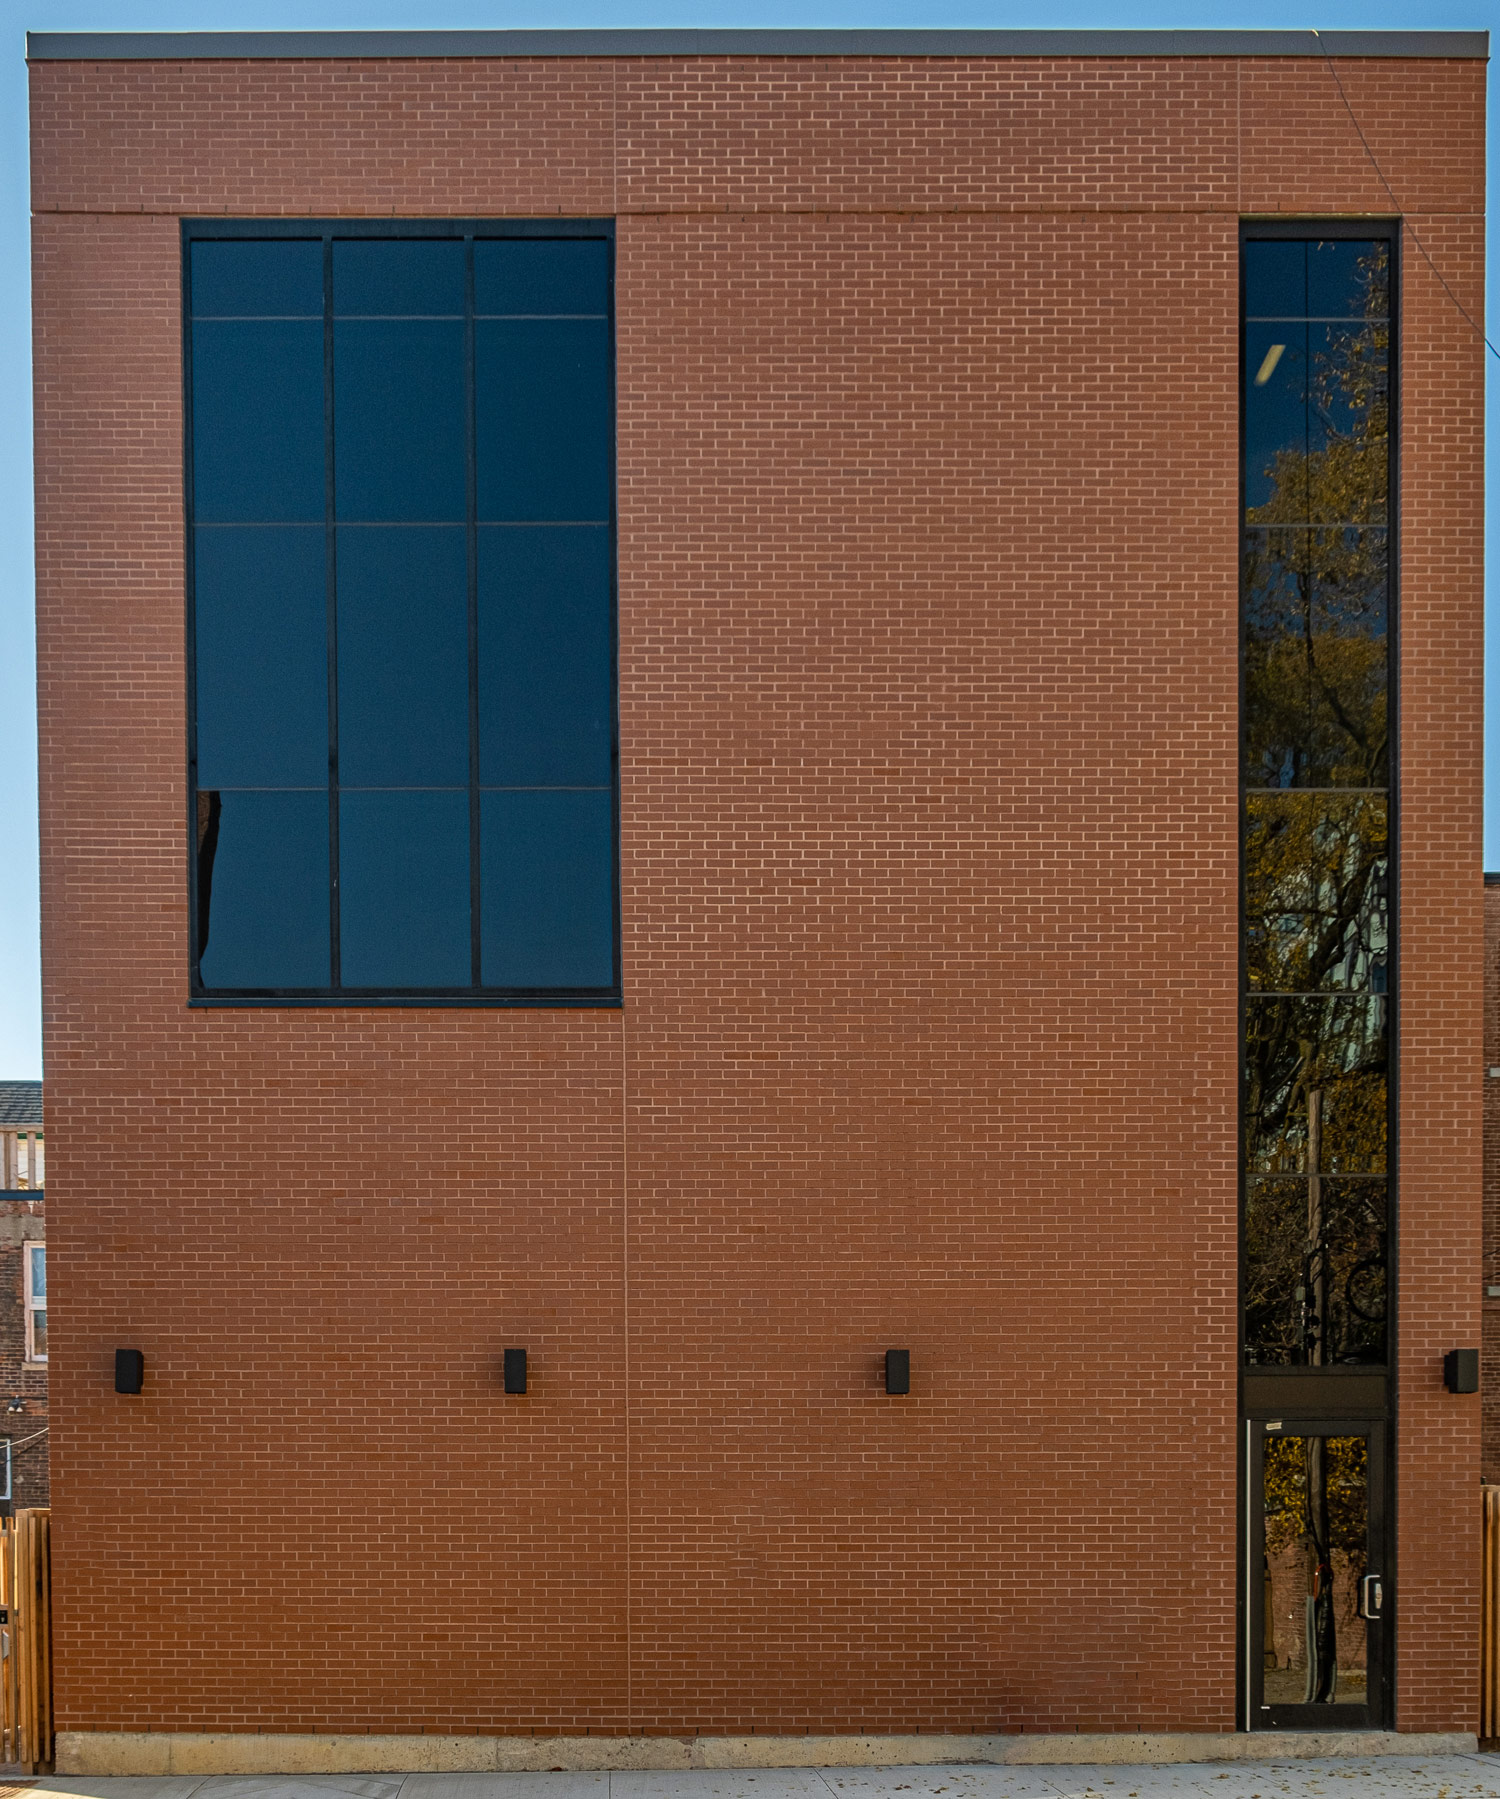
[
  {"xmin": 1383, "ymin": 181, "xmax": 1486, "ymax": 1730},
  {"xmin": 29, "ymin": 51, "xmax": 1486, "ymax": 1739}
]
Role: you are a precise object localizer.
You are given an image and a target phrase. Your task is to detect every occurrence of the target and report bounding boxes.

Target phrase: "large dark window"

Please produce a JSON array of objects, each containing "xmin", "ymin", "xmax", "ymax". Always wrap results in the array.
[
  {"xmin": 185, "ymin": 222, "xmax": 618, "ymax": 1004},
  {"xmin": 1240, "ymin": 231, "xmax": 1393, "ymax": 1367}
]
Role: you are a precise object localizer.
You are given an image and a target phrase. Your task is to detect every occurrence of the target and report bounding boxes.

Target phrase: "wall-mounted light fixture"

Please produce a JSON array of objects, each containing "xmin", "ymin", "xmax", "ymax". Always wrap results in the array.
[
  {"xmin": 1444, "ymin": 1348, "xmax": 1479, "ymax": 1393},
  {"xmin": 503, "ymin": 1348, "xmax": 527, "ymax": 1395},
  {"xmin": 115, "ymin": 1349, "xmax": 145, "ymax": 1395},
  {"xmin": 4, "ymin": 1397, "xmax": 22, "ymax": 1415},
  {"xmin": 885, "ymin": 1350, "xmax": 910, "ymax": 1396}
]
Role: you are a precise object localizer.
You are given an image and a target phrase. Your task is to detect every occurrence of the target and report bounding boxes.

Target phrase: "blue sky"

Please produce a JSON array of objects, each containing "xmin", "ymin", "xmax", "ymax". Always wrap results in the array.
[{"xmin": 0, "ymin": 0, "xmax": 1488, "ymax": 1078}]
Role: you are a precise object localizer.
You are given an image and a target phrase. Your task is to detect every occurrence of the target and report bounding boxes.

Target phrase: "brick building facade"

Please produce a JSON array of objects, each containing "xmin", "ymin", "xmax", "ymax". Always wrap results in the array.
[{"xmin": 29, "ymin": 27, "xmax": 1485, "ymax": 1768}]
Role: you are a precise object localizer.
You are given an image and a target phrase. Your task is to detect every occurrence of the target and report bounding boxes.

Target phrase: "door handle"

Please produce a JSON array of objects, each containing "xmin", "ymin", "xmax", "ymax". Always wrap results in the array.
[{"xmin": 1359, "ymin": 1574, "xmax": 1384, "ymax": 1619}]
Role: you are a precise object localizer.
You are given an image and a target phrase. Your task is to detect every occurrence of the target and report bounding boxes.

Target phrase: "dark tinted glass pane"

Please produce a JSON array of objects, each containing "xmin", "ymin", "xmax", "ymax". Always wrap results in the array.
[
  {"xmin": 1245, "ymin": 1177, "xmax": 1387, "ymax": 1367},
  {"xmin": 1245, "ymin": 322, "xmax": 1308, "ymax": 521},
  {"xmin": 194, "ymin": 527, "xmax": 327, "ymax": 788},
  {"xmin": 338, "ymin": 791, "xmax": 470, "ymax": 988},
  {"xmin": 336, "ymin": 527, "xmax": 469, "ymax": 788},
  {"xmin": 1306, "ymin": 320, "xmax": 1388, "ymax": 526},
  {"xmin": 1260, "ymin": 1434, "xmax": 1370, "ymax": 1707},
  {"xmin": 481, "ymin": 791, "xmax": 613, "ymax": 987},
  {"xmin": 1313, "ymin": 526, "xmax": 1389, "ymax": 640},
  {"xmin": 191, "ymin": 241, "xmax": 323, "ymax": 318},
  {"xmin": 1245, "ymin": 994, "xmax": 1386, "ymax": 1175},
  {"xmin": 1308, "ymin": 239, "xmax": 1388, "ymax": 319},
  {"xmin": 333, "ymin": 240, "xmax": 465, "ymax": 318},
  {"xmin": 197, "ymin": 791, "xmax": 329, "ymax": 988},
  {"xmin": 478, "ymin": 527, "xmax": 611, "ymax": 787},
  {"xmin": 191, "ymin": 321, "xmax": 325, "ymax": 523},
  {"xmin": 476, "ymin": 320, "xmax": 610, "ymax": 522},
  {"xmin": 1243, "ymin": 528, "xmax": 1388, "ymax": 788},
  {"xmin": 1245, "ymin": 527, "xmax": 1308, "ymax": 787},
  {"xmin": 333, "ymin": 320, "xmax": 465, "ymax": 522},
  {"xmin": 1245, "ymin": 795, "xmax": 1388, "ymax": 994},
  {"xmin": 474, "ymin": 240, "xmax": 608, "ymax": 315},
  {"xmin": 1244, "ymin": 240, "xmax": 1306, "ymax": 319}
]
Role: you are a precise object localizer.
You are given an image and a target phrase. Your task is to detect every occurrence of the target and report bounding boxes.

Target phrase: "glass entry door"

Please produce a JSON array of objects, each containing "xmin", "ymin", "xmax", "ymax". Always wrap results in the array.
[{"xmin": 1247, "ymin": 1418, "xmax": 1388, "ymax": 1728}]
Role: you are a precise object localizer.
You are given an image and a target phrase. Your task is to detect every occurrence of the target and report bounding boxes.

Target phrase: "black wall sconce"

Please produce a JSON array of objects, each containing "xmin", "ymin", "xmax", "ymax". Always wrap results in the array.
[
  {"xmin": 1444, "ymin": 1348, "xmax": 1479, "ymax": 1393},
  {"xmin": 885, "ymin": 1349, "xmax": 910, "ymax": 1396},
  {"xmin": 115, "ymin": 1349, "xmax": 145, "ymax": 1395},
  {"xmin": 503, "ymin": 1348, "xmax": 527, "ymax": 1395}
]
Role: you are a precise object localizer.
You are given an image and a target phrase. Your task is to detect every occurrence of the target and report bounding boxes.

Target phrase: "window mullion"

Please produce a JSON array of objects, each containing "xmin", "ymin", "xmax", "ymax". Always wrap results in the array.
[
  {"xmin": 466, "ymin": 234, "xmax": 482, "ymax": 991},
  {"xmin": 324, "ymin": 233, "xmax": 342, "ymax": 990}
]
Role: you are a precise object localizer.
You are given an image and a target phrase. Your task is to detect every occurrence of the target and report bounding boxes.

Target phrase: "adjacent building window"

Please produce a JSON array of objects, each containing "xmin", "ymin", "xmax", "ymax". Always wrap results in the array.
[
  {"xmin": 1241, "ymin": 230, "xmax": 1393, "ymax": 1366},
  {"xmin": 24, "ymin": 1244, "xmax": 45, "ymax": 1363},
  {"xmin": 185, "ymin": 222, "xmax": 619, "ymax": 1003}
]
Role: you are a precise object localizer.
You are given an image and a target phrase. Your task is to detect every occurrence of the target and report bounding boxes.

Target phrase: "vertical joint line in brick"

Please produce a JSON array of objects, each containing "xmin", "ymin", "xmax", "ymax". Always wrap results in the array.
[{"xmin": 1235, "ymin": 61, "xmax": 1242, "ymax": 216}]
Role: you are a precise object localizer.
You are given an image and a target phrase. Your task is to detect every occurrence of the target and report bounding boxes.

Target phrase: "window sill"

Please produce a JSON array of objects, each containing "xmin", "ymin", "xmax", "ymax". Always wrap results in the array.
[{"xmin": 188, "ymin": 995, "xmax": 623, "ymax": 1009}]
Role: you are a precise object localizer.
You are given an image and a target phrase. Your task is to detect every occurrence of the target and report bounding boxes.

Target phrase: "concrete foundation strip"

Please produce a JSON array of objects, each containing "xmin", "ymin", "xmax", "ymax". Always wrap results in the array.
[{"xmin": 54, "ymin": 1730, "xmax": 1478, "ymax": 1776}]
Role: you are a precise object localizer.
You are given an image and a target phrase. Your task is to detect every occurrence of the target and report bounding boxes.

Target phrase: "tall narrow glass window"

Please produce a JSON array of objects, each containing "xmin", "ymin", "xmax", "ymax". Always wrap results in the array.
[
  {"xmin": 185, "ymin": 224, "xmax": 618, "ymax": 1004},
  {"xmin": 1241, "ymin": 233, "xmax": 1393, "ymax": 1367}
]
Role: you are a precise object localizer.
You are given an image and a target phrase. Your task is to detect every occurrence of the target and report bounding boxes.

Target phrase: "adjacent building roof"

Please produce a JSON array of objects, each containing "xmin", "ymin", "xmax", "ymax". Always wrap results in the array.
[
  {"xmin": 0, "ymin": 1084, "xmax": 42, "ymax": 1129},
  {"xmin": 25, "ymin": 29, "xmax": 1490, "ymax": 61}
]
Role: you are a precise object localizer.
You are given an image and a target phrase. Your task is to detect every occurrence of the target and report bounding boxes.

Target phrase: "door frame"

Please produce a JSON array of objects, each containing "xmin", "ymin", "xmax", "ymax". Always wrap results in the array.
[{"xmin": 1244, "ymin": 1414, "xmax": 1390, "ymax": 1731}]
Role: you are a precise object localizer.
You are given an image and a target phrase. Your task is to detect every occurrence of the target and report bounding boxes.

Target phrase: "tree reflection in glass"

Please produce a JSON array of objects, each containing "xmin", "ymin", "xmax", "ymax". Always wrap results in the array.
[
  {"xmin": 1262, "ymin": 1434, "xmax": 1368, "ymax": 1703},
  {"xmin": 1244, "ymin": 995, "xmax": 1386, "ymax": 1176},
  {"xmin": 1245, "ymin": 795, "xmax": 1387, "ymax": 994},
  {"xmin": 1243, "ymin": 528, "xmax": 1387, "ymax": 789},
  {"xmin": 1243, "ymin": 240, "xmax": 1389, "ymax": 791},
  {"xmin": 1245, "ymin": 1177, "xmax": 1386, "ymax": 1366},
  {"xmin": 1246, "ymin": 242, "xmax": 1388, "ymax": 527},
  {"xmin": 1242, "ymin": 238, "xmax": 1392, "ymax": 1381}
]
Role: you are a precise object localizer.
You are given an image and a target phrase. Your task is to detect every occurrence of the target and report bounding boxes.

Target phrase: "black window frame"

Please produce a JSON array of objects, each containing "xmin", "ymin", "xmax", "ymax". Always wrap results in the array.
[
  {"xmin": 182, "ymin": 217, "xmax": 621, "ymax": 1009},
  {"xmin": 1236, "ymin": 215, "xmax": 1400, "ymax": 1736},
  {"xmin": 1237, "ymin": 215, "xmax": 1399, "ymax": 1382}
]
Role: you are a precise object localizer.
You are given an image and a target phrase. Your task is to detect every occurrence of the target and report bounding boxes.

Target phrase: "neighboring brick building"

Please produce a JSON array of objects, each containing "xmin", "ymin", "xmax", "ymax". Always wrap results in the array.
[
  {"xmin": 0, "ymin": 1081, "xmax": 46, "ymax": 1512},
  {"xmin": 1482, "ymin": 878, "xmax": 1500, "ymax": 1483},
  {"xmin": 28, "ymin": 26, "xmax": 1485, "ymax": 1769}
]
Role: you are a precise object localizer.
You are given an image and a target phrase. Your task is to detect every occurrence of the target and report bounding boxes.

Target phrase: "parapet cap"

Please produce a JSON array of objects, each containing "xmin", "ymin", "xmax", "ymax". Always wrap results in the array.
[{"xmin": 25, "ymin": 28, "xmax": 1491, "ymax": 62}]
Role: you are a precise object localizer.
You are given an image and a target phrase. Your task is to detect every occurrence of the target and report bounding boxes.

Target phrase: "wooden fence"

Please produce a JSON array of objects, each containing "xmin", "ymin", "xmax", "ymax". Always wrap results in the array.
[
  {"xmin": 1483, "ymin": 1486, "xmax": 1500, "ymax": 1740},
  {"xmin": 0, "ymin": 1509, "xmax": 52, "ymax": 1772}
]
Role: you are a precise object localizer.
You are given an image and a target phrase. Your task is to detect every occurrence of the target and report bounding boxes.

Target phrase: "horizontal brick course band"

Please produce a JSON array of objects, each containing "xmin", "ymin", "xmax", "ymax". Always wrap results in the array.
[{"xmin": 30, "ymin": 56, "xmax": 1487, "ymax": 220}]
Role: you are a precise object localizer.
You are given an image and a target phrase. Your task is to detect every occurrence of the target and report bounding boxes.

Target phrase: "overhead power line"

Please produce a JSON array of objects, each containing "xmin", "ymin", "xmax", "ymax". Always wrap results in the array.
[{"xmin": 1313, "ymin": 30, "xmax": 1499, "ymax": 363}]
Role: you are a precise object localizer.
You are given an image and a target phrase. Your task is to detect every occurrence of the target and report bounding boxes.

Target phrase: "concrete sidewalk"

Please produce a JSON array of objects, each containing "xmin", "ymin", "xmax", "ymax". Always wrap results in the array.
[{"xmin": 19, "ymin": 1762, "xmax": 1500, "ymax": 1799}]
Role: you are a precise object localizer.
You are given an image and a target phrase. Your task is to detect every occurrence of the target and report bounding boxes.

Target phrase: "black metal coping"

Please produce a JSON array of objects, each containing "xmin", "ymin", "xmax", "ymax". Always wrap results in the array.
[{"xmin": 24, "ymin": 28, "xmax": 1490, "ymax": 62}]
